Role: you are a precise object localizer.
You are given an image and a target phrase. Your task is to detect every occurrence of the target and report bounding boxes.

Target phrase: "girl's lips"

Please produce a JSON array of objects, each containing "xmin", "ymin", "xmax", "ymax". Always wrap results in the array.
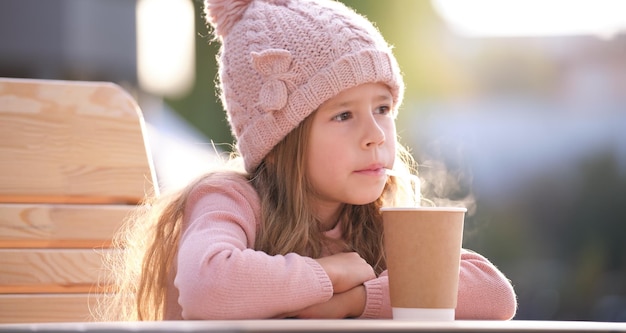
[{"xmin": 354, "ymin": 165, "xmax": 387, "ymax": 176}]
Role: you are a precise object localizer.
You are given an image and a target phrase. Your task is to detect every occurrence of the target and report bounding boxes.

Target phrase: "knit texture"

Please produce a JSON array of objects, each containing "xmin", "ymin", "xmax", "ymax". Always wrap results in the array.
[{"xmin": 204, "ymin": 0, "xmax": 404, "ymax": 172}]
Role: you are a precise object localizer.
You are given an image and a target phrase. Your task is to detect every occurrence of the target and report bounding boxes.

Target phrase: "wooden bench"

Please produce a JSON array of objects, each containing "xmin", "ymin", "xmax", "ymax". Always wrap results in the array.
[{"xmin": 0, "ymin": 78, "xmax": 158, "ymax": 323}]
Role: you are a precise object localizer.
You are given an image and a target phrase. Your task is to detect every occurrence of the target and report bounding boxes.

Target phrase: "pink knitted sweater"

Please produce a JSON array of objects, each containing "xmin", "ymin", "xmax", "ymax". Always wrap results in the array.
[{"xmin": 164, "ymin": 172, "xmax": 517, "ymax": 320}]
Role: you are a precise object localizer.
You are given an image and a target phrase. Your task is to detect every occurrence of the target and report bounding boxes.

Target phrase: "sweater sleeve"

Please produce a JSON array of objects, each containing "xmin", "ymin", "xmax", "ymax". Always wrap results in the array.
[
  {"xmin": 360, "ymin": 271, "xmax": 391, "ymax": 318},
  {"xmin": 359, "ymin": 249, "xmax": 517, "ymax": 319},
  {"xmin": 174, "ymin": 176, "xmax": 333, "ymax": 319},
  {"xmin": 456, "ymin": 249, "xmax": 518, "ymax": 320}
]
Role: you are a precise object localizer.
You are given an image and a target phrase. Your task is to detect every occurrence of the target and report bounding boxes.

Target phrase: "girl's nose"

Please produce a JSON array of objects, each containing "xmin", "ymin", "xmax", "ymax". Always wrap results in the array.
[{"xmin": 361, "ymin": 115, "xmax": 386, "ymax": 149}]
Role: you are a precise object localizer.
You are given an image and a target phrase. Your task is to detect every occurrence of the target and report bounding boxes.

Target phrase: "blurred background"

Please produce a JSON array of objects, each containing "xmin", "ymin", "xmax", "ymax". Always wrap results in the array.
[{"xmin": 1, "ymin": 0, "xmax": 625, "ymax": 321}]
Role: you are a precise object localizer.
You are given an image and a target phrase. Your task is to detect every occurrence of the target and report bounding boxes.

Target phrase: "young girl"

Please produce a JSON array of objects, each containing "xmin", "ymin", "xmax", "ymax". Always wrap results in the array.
[{"xmin": 98, "ymin": 0, "xmax": 517, "ymax": 321}]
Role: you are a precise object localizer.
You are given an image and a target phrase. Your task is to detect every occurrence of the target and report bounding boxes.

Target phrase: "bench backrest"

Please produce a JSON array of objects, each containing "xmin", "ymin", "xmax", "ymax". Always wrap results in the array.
[{"xmin": 0, "ymin": 78, "xmax": 157, "ymax": 323}]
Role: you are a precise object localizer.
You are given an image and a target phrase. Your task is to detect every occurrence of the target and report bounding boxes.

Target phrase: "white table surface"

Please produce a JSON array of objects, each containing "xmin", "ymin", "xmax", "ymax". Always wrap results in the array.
[{"xmin": 1, "ymin": 320, "xmax": 625, "ymax": 333}]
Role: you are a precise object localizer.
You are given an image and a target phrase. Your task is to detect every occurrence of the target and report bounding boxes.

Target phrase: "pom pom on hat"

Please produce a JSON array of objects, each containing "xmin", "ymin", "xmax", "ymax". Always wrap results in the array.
[
  {"xmin": 204, "ymin": 0, "xmax": 252, "ymax": 37},
  {"xmin": 204, "ymin": 0, "xmax": 404, "ymax": 172},
  {"xmin": 205, "ymin": 0, "xmax": 289, "ymax": 37}
]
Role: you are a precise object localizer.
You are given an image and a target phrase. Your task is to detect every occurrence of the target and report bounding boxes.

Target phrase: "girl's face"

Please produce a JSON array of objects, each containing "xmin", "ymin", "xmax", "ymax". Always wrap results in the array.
[{"xmin": 306, "ymin": 82, "xmax": 396, "ymax": 219}]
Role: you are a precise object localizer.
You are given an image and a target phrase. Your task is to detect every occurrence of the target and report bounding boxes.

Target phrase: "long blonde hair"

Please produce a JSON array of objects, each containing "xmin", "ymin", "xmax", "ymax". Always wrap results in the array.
[{"xmin": 95, "ymin": 113, "xmax": 417, "ymax": 321}]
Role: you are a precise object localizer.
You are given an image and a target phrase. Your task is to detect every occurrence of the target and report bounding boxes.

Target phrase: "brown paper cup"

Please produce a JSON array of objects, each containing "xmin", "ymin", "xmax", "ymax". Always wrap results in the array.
[{"xmin": 382, "ymin": 207, "xmax": 466, "ymax": 321}]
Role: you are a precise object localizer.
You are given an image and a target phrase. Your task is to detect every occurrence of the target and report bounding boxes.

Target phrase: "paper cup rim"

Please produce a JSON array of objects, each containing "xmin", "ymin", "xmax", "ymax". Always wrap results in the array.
[{"xmin": 380, "ymin": 206, "xmax": 467, "ymax": 213}]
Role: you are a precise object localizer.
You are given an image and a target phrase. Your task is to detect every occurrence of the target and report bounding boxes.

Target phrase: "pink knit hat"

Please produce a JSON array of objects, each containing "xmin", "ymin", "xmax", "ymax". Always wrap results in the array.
[{"xmin": 204, "ymin": 0, "xmax": 404, "ymax": 172}]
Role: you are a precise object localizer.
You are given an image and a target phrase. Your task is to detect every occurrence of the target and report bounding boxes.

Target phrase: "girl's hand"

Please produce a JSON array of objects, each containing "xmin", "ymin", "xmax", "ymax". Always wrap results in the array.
[
  {"xmin": 315, "ymin": 252, "xmax": 375, "ymax": 293},
  {"xmin": 287, "ymin": 285, "xmax": 367, "ymax": 319}
]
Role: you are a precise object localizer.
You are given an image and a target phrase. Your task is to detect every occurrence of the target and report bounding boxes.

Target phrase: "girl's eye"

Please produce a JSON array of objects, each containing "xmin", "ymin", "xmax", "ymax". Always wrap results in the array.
[
  {"xmin": 332, "ymin": 111, "xmax": 352, "ymax": 122},
  {"xmin": 376, "ymin": 105, "xmax": 391, "ymax": 115}
]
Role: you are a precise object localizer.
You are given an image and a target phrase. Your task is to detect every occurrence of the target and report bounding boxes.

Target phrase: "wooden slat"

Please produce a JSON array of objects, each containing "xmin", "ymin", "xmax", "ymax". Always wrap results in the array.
[
  {"xmin": 0, "ymin": 203, "xmax": 132, "ymax": 248},
  {"xmin": 0, "ymin": 239, "xmax": 113, "ymax": 249},
  {"xmin": 0, "ymin": 284, "xmax": 108, "ymax": 294},
  {"xmin": 0, "ymin": 194, "xmax": 142, "ymax": 205},
  {"xmin": 0, "ymin": 78, "xmax": 157, "ymax": 204},
  {"xmin": 0, "ymin": 249, "xmax": 115, "ymax": 293},
  {"xmin": 0, "ymin": 294, "xmax": 100, "ymax": 323}
]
